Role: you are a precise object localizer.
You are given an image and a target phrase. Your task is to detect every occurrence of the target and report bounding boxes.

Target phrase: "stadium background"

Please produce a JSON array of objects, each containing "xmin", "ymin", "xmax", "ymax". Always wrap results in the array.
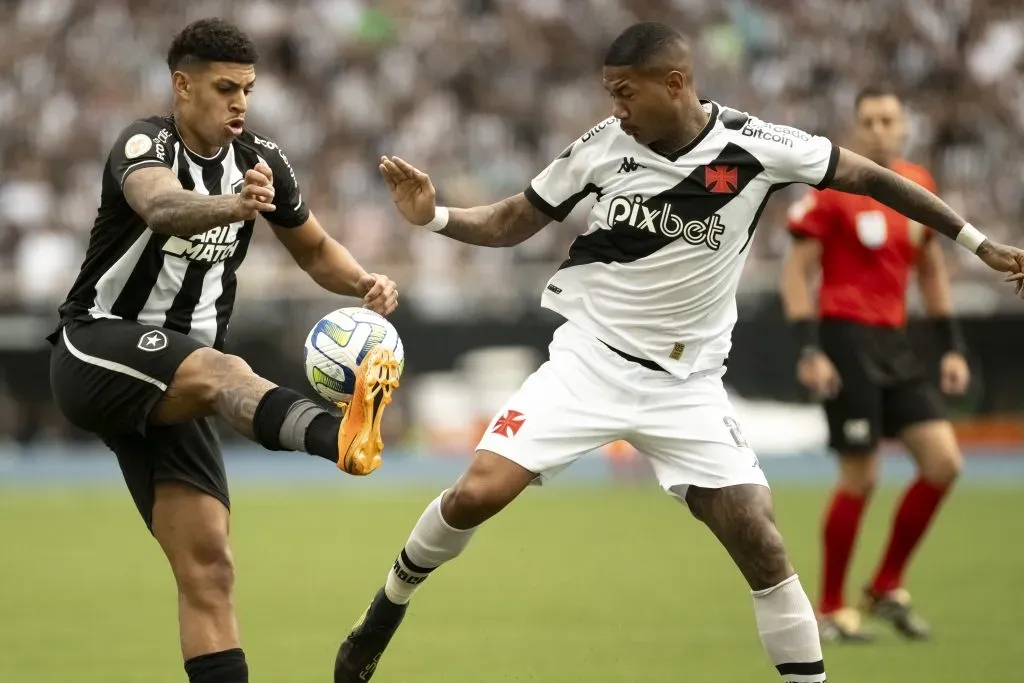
[{"xmin": 1, "ymin": 1, "xmax": 1022, "ymax": 682}]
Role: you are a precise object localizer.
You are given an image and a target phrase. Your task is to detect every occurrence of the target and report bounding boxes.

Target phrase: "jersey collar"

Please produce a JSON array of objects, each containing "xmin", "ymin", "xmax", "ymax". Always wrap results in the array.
[
  {"xmin": 168, "ymin": 116, "xmax": 231, "ymax": 168},
  {"xmin": 652, "ymin": 100, "xmax": 719, "ymax": 162}
]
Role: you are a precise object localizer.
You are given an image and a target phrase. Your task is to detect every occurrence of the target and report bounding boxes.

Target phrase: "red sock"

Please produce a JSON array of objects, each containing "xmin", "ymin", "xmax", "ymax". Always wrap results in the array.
[
  {"xmin": 820, "ymin": 489, "xmax": 867, "ymax": 615},
  {"xmin": 871, "ymin": 478, "xmax": 950, "ymax": 594}
]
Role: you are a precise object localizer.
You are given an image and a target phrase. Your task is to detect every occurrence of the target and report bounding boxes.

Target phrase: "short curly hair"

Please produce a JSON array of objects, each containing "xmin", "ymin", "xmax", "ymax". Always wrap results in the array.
[
  {"xmin": 604, "ymin": 22, "xmax": 686, "ymax": 68},
  {"xmin": 167, "ymin": 18, "xmax": 258, "ymax": 71}
]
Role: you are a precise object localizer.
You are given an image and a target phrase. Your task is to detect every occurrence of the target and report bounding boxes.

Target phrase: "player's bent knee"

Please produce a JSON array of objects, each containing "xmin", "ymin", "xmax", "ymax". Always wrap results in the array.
[
  {"xmin": 441, "ymin": 450, "xmax": 534, "ymax": 528},
  {"xmin": 744, "ymin": 521, "xmax": 793, "ymax": 591},
  {"xmin": 170, "ymin": 348, "xmax": 254, "ymax": 409},
  {"xmin": 443, "ymin": 473, "xmax": 519, "ymax": 528},
  {"xmin": 442, "ymin": 478, "xmax": 505, "ymax": 528},
  {"xmin": 175, "ymin": 537, "xmax": 236, "ymax": 607},
  {"xmin": 919, "ymin": 447, "xmax": 962, "ymax": 486}
]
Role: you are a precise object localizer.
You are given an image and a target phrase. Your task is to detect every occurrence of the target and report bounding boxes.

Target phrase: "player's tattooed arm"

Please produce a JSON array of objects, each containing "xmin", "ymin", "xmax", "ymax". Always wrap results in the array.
[
  {"xmin": 442, "ymin": 194, "xmax": 552, "ymax": 247},
  {"xmin": 828, "ymin": 148, "xmax": 1024, "ymax": 279},
  {"xmin": 378, "ymin": 156, "xmax": 550, "ymax": 247},
  {"xmin": 124, "ymin": 165, "xmax": 275, "ymax": 237},
  {"xmin": 827, "ymin": 148, "xmax": 966, "ymax": 242}
]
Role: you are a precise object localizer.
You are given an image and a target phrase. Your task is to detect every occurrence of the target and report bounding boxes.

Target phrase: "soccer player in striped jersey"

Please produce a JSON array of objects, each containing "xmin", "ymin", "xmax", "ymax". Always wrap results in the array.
[{"xmin": 48, "ymin": 18, "xmax": 399, "ymax": 683}]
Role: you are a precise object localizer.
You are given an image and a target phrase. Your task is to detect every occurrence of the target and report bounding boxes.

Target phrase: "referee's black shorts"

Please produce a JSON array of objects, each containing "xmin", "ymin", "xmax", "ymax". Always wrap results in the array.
[
  {"xmin": 49, "ymin": 318, "xmax": 229, "ymax": 528},
  {"xmin": 819, "ymin": 318, "xmax": 944, "ymax": 455}
]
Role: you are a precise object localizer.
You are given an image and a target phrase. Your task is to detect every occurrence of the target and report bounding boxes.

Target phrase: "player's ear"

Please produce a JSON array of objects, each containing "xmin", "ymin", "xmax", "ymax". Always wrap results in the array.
[
  {"xmin": 171, "ymin": 70, "xmax": 193, "ymax": 101},
  {"xmin": 664, "ymin": 70, "xmax": 686, "ymax": 98}
]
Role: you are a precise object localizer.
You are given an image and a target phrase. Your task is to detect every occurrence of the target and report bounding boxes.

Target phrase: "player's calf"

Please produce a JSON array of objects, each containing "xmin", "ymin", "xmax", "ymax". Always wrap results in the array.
[
  {"xmin": 687, "ymin": 484, "xmax": 826, "ymax": 683},
  {"xmin": 152, "ymin": 482, "xmax": 249, "ymax": 682},
  {"xmin": 335, "ymin": 451, "xmax": 535, "ymax": 682}
]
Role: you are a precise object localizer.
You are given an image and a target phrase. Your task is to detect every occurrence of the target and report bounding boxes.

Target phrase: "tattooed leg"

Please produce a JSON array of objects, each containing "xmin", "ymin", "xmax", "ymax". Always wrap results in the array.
[
  {"xmin": 686, "ymin": 484, "xmax": 827, "ymax": 682},
  {"xmin": 150, "ymin": 348, "xmax": 276, "ymax": 439},
  {"xmin": 149, "ymin": 347, "xmax": 349, "ymax": 465},
  {"xmin": 685, "ymin": 483, "xmax": 791, "ymax": 590}
]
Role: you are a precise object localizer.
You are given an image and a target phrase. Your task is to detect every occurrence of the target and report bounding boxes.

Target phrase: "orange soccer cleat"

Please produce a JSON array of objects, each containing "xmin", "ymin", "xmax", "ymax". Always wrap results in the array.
[{"xmin": 336, "ymin": 346, "xmax": 400, "ymax": 475}]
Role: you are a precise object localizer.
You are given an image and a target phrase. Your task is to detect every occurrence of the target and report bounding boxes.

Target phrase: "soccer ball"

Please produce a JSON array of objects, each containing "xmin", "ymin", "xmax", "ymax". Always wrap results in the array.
[{"xmin": 303, "ymin": 307, "xmax": 405, "ymax": 404}]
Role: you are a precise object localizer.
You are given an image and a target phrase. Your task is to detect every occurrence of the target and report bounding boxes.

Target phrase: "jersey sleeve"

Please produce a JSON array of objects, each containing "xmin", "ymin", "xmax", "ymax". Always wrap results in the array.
[
  {"xmin": 523, "ymin": 120, "xmax": 608, "ymax": 222},
  {"xmin": 787, "ymin": 189, "xmax": 835, "ymax": 240},
  {"xmin": 109, "ymin": 119, "xmax": 175, "ymax": 190},
  {"xmin": 743, "ymin": 118, "xmax": 839, "ymax": 189},
  {"xmin": 252, "ymin": 138, "xmax": 310, "ymax": 229}
]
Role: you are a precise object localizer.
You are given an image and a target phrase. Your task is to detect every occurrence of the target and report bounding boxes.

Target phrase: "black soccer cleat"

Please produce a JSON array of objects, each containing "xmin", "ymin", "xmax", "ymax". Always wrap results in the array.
[
  {"xmin": 861, "ymin": 587, "xmax": 931, "ymax": 640},
  {"xmin": 335, "ymin": 588, "xmax": 408, "ymax": 682}
]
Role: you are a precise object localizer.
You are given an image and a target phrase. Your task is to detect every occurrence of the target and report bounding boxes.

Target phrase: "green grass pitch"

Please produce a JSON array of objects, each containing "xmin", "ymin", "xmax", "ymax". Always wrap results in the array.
[{"xmin": 1, "ymin": 484, "xmax": 1020, "ymax": 682}]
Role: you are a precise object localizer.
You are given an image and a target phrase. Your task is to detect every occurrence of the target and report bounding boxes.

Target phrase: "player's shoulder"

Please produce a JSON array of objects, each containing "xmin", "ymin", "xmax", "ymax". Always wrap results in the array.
[
  {"xmin": 234, "ymin": 127, "xmax": 286, "ymax": 156},
  {"xmin": 109, "ymin": 115, "xmax": 178, "ymax": 171},
  {"xmin": 113, "ymin": 115, "xmax": 177, "ymax": 149},
  {"xmin": 576, "ymin": 116, "xmax": 619, "ymax": 145},
  {"xmin": 560, "ymin": 116, "xmax": 624, "ymax": 158},
  {"xmin": 115, "ymin": 115, "xmax": 177, "ymax": 144},
  {"xmin": 720, "ymin": 107, "xmax": 818, "ymax": 151}
]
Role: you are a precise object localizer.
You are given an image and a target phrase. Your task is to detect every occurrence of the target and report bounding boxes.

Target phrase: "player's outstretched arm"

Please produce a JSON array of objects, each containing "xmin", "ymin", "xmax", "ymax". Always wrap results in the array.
[
  {"xmin": 379, "ymin": 155, "xmax": 550, "ymax": 247},
  {"xmin": 271, "ymin": 215, "xmax": 398, "ymax": 316},
  {"xmin": 827, "ymin": 148, "xmax": 1024, "ymax": 284},
  {"xmin": 124, "ymin": 164, "xmax": 275, "ymax": 237}
]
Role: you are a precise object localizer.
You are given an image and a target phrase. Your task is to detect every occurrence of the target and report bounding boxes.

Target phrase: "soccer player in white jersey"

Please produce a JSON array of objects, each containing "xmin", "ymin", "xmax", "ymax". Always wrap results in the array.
[{"xmin": 335, "ymin": 22, "xmax": 1024, "ymax": 682}]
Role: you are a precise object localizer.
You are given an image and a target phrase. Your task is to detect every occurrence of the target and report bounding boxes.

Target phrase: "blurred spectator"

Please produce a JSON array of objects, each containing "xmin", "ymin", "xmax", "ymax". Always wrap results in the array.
[
  {"xmin": 0, "ymin": 0, "xmax": 1020, "ymax": 318},
  {"xmin": 1, "ymin": 0, "xmax": 1023, "ymax": 445}
]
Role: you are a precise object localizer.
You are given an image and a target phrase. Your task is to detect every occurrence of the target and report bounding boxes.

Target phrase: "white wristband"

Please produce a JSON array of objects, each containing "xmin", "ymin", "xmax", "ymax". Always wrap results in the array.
[
  {"xmin": 955, "ymin": 223, "xmax": 987, "ymax": 253},
  {"xmin": 423, "ymin": 206, "xmax": 449, "ymax": 232}
]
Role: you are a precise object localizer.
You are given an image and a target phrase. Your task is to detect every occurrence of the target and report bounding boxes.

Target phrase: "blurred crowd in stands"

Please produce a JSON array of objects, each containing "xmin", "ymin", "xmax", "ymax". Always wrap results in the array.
[{"xmin": 0, "ymin": 0, "xmax": 1022, "ymax": 320}]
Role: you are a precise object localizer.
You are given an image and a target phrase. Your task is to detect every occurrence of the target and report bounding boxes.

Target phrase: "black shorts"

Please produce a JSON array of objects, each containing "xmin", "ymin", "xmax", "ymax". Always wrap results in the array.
[
  {"xmin": 49, "ymin": 319, "xmax": 229, "ymax": 527},
  {"xmin": 819, "ymin": 318, "xmax": 944, "ymax": 455}
]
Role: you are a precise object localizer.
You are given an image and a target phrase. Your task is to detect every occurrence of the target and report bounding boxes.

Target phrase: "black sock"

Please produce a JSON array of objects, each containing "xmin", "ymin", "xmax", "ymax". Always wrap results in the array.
[
  {"xmin": 252, "ymin": 387, "xmax": 338, "ymax": 460},
  {"xmin": 184, "ymin": 648, "xmax": 248, "ymax": 683},
  {"xmin": 305, "ymin": 412, "xmax": 342, "ymax": 460}
]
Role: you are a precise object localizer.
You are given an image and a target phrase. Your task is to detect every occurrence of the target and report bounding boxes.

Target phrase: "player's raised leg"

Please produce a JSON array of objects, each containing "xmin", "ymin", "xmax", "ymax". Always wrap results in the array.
[
  {"xmin": 861, "ymin": 417, "xmax": 960, "ymax": 639},
  {"xmin": 334, "ymin": 450, "xmax": 536, "ymax": 682},
  {"xmin": 153, "ymin": 344, "xmax": 399, "ymax": 475},
  {"xmin": 687, "ymin": 484, "xmax": 827, "ymax": 683},
  {"xmin": 151, "ymin": 482, "xmax": 248, "ymax": 682}
]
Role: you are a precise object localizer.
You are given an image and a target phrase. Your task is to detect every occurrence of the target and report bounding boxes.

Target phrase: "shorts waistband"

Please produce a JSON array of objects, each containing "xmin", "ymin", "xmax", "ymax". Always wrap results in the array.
[{"xmin": 600, "ymin": 341, "xmax": 669, "ymax": 373}]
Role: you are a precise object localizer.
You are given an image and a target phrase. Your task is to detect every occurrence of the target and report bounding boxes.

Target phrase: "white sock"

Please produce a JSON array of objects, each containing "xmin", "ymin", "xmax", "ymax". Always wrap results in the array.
[
  {"xmin": 383, "ymin": 491, "xmax": 478, "ymax": 605},
  {"xmin": 752, "ymin": 574, "xmax": 827, "ymax": 683}
]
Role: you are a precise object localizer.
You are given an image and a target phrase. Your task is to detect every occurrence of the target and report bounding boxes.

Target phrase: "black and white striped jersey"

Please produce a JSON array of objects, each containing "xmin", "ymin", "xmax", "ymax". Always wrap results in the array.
[
  {"xmin": 54, "ymin": 115, "xmax": 309, "ymax": 349},
  {"xmin": 525, "ymin": 101, "xmax": 838, "ymax": 379}
]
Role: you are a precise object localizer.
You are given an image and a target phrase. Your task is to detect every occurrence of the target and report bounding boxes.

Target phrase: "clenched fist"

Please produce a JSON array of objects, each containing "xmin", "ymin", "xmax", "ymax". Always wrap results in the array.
[
  {"xmin": 357, "ymin": 272, "xmax": 398, "ymax": 316},
  {"xmin": 234, "ymin": 162, "xmax": 276, "ymax": 220}
]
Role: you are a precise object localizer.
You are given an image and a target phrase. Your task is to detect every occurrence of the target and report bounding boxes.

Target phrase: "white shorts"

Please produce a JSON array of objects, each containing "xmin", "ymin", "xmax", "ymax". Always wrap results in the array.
[{"xmin": 475, "ymin": 322, "xmax": 769, "ymax": 498}]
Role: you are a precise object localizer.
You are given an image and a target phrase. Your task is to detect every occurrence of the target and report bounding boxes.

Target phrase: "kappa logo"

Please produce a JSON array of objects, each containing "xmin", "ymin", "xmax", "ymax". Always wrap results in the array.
[
  {"xmin": 617, "ymin": 156, "xmax": 646, "ymax": 174},
  {"xmin": 138, "ymin": 330, "xmax": 168, "ymax": 352}
]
